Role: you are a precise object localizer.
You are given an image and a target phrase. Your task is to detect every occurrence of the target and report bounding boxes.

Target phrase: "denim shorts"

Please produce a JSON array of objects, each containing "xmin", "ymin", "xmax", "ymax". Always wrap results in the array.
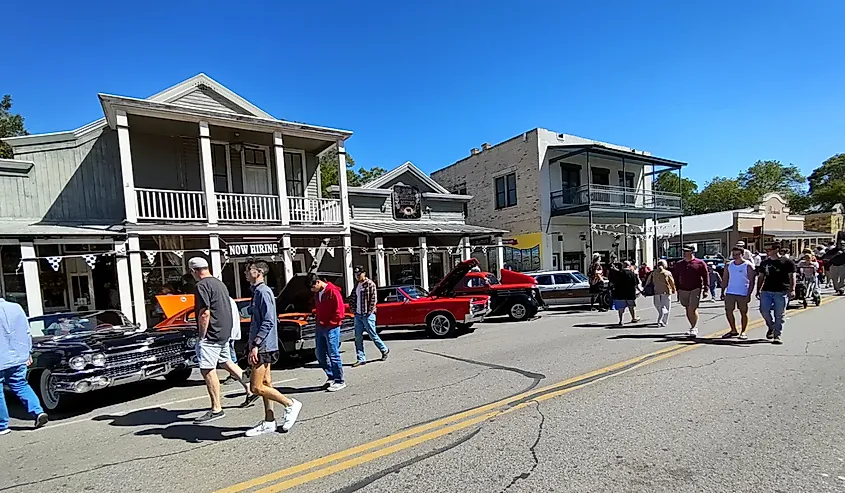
[{"xmin": 195, "ymin": 340, "xmax": 230, "ymax": 370}]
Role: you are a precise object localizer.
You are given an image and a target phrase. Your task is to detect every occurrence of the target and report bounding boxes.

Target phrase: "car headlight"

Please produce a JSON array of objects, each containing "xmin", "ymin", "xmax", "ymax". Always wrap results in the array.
[
  {"xmin": 186, "ymin": 337, "xmax": 198, "ymax": 348},
  {"xmin": 91, "ymin": 353, "xmax": 106, "ymax": 367},
  {"xmin": 69, "ymin": 356, "xmax": 86, "ymax": 371}
]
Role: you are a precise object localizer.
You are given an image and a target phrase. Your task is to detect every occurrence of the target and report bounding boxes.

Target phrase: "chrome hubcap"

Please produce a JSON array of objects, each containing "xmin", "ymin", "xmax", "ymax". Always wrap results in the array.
[
  {"xmin": 511, "ymin": 304, "xmax": 527, "ymax": 319},
  {"xmin": 41, "ymin": 371, "xmax": 59, "ymax": 409},
  {"xmin": 431, "ymin": 315, "xmax": 451, "ymax": 336}
]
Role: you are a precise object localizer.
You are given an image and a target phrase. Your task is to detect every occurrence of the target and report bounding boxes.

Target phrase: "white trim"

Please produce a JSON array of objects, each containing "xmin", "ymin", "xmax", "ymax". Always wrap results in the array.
[
  {"xmin": 361, "ymin": 161, "xmax": 450, "ymax": 194},
  {"xmin": 329, "ymin": 186, "xmax": 392, "ymax": 197},
  {"xmin": 210, "ymin": 140, "xmax": 234, "ymax": 193},
  {"xmin": 147, "ymin": 73, "xmax": 275, "ymax": 119},
  {"xmin": 33, "ymin": 238, "xmax": 114, "ymax": 245},
  {"xmin": 240, "ymin": 144, "xmax": 273, "ymax": 195}
]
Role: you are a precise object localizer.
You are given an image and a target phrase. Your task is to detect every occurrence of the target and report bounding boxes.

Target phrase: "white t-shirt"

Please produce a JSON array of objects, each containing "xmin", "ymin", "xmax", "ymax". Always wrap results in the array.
[
  {"xmin": 229, "ymin": 298, "xmax": 241, "ymax": 341},
  {"xmin": 742, "ymin": 249, "xmax": 753, "ymax": 262},
  {"xmin": 355, "ymin": 283, "xmax": 363, "ymax": 313}
]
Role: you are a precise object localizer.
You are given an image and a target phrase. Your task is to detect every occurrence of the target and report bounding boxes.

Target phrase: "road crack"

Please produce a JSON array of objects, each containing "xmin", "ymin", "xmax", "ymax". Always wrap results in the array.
[
  {"xmin": 618, "ymin": 353, "xmax": 830, "ymax": 380},
  {"xmin": 501, "ymin": 400, "xmax": 546, "ymax": 492}
]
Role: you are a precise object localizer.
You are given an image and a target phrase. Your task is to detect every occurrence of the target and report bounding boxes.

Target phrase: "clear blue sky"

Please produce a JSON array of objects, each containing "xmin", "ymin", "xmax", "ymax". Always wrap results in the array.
[{"xmin": 4, "ymin": 0, "xmax": 844, "ymax": 187}]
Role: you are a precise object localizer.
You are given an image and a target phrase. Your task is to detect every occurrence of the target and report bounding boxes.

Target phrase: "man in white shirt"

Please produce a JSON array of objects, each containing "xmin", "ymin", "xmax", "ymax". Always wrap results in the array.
[
  {"xmin": 722, "ymin": 246, "xmax": 756, "ymax": 339},
  {"xmin": 219, "ymin": 298, "xmax": 258, "ymax": 408},
  {"xmin": 735, "ymin": 241, "xmax": 753, "ymax": 263}
]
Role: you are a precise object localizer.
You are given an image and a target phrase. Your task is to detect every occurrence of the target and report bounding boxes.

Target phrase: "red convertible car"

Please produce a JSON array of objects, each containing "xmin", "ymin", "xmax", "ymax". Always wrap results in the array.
[
  {"xmin": 373, "ymin": 259, "xmax": 491, "ymax": 338},
  {"xmin": 453, "ymin": 268, "xmax": 545, "ymax": 321}
]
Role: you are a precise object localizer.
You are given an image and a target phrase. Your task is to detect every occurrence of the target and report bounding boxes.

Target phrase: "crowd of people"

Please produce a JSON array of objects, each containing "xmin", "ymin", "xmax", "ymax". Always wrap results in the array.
[{"xmin": 590, "ymin": 236, "xmax": 845, "ymax": 345}]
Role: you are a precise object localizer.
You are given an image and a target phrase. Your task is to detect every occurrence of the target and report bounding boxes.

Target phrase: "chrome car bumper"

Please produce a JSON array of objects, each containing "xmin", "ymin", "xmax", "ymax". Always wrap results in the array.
[{"xmin": 52, "ymin": 357, "xmax": 192, "ymax": 394}]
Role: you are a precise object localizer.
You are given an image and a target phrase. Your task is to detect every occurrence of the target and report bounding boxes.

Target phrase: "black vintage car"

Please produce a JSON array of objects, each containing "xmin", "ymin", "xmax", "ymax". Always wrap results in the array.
[{"xmin": 26, "ymin": 310, "xmax": 195, "ymax": 411}]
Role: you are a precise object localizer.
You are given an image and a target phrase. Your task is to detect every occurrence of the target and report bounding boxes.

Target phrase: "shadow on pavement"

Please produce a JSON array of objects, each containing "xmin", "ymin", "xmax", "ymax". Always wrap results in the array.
[
  {"xmin": 135, "ymin": 424, "xmax": 246, "ymax": 443},
  {"xmin": 574, "ymin": 322, "xmax": 656, "ymax": 329},
  {"xmin": 608, "ymin": 333, "xmax": 773, "ymax": 346},
  {"xmin": 92, "ymin": 407, "xmax": 197, "ymax": 427}
]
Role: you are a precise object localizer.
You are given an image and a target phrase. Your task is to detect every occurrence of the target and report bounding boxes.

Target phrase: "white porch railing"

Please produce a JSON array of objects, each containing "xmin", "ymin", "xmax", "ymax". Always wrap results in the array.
[
  {"xmin": 136, "ymin": 188, "xmax": 207, "ymax": 221},
  {"xmin": 216, "ymin": 193, "xmax": 280, "ymax": 222},
  {"xmin": 289, "ymin": 197, "xmax": 342, "ymax": 224}
]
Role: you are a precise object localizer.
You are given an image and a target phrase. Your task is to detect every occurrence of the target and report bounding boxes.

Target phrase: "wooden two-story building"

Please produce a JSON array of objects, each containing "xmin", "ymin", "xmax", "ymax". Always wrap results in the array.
[{"xmin": 0, "ymin": 74, "xmax": 355, "ymax": 327}]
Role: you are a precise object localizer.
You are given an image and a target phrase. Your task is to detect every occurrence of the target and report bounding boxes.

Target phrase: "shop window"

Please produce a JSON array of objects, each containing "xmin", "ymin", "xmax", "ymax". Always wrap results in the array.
[
  {"xmin": 503, "ymin": 245, "xmax": 540, "ymax": 272},
  {"xmin": 0, "ymin": 246, "xmax": 26, "ymax": 312}
]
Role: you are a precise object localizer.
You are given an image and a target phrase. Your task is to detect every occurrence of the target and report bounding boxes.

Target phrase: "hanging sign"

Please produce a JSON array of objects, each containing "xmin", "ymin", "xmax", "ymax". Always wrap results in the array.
[
  {"xmin": 392, "ymin": 184, "xmax": 422, "ymax": 220},
  {"xmin": 227, "ymin": 243, "xmax": 279, "ymax": 257}
]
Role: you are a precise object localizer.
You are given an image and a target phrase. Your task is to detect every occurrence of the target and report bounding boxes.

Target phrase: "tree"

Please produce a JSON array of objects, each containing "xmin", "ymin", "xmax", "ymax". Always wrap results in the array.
[
  {"xmin": 807, "ymin": 153, "xmax": 845, "ymax": 211},
  {"xmin": 653, "ymin": 172, "xmax": 699, "ymax": 214},
  {"xmin": 0, "ymin": 95, "xmax": 28, "ymax": 159},
  {"xmin": 319, "ymin": 150, "xmax": 387, "ymax": 196},
  {"xmin": 694, "ymin": 177, "xmax": 757, "ymax": 214},
  {"xmin": 738, "ymin": 160, "xmax": 807, "ymax": 209}
]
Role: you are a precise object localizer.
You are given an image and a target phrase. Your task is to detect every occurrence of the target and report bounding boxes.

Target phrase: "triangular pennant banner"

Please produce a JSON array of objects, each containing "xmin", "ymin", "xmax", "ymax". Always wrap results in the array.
[
  {"xmin": 406, "ymin": 247, "xmax": 414, "ymax": 255},
  {"xmin": 82, "ymin": 254, "xmax": 98, "ymax": 269},
  {"xmin": 145, "ymin": 251, "xmax": 157, "ymax": 265},
  {"xmin": 392, "ymin": 248, "xmax": 399, "ymax": 255},
  {"xmin": 307, "ymin": 247, "xmax": 317, "ymax": 258},
  {"xmin": 289, "ymin": 247, "xmax": 297, "ymax": 256},
  {"xmin": 201, "ymin": 249, "xmax": 209, "ymax": 255},
  {"xmin": 115, "ymin": 244, "xmax": 126, "ymax": 255},
  {"xmin": 46, "ymin": 256, "xmax": 63, "ymax": 272},
  {"xmin": 173, "ymin": 250, "xmax": 184, "ymax": 259},
  {"xmin": 15, "ymin": 260, "xmax": 22, "ymax": 274},
  {"xmin": 270, "ymin": 255, "xmax": 276, "ymax": 262},
  {"xmin": 482, "ymin": 246, "xmax": 488, "ymax": 254},
  {"xmin": 326, "ymin": 247, "xmax": 336, "ymax": 258},
  {"xmin": 142, "ymin": 271, "xmax": 150, "ymax": 282}
]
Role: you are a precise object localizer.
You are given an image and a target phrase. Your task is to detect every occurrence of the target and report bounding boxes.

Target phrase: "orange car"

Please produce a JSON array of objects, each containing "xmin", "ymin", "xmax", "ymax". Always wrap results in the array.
[{"xmin": 154, "ymin": 273, "xmax": 355, "ymax": 363}]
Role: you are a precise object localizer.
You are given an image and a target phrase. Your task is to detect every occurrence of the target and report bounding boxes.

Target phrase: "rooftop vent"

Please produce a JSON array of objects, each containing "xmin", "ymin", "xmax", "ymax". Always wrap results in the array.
[
  {"xmin": 470, "ymin": 148, "xmax": 480, "ymax": 155},
  {"xmin": 481, "ymin": 143, "xmax": 491, "ymax": 151}
]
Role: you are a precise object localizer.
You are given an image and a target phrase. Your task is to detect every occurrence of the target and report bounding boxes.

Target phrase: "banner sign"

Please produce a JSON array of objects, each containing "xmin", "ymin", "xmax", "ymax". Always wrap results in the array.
[
  {"xmin": 227, "ymin": 243, "xmax": 279, "ymax": 257},
  {"xmin": 392, "ymin": 184, "xmax": 422, "ymax": 220}
]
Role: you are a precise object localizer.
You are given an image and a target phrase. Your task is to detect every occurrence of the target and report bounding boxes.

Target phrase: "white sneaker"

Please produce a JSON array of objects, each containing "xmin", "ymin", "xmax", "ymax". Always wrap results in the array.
[
  {"xmin": 327, "ymin": 382, "xmax": 347, "ymax": 392},
  {"xmin": 323, "ymin": 379, "xmax": 334, "ymax": 389},
  {"xmin": 0, "ymin": 429, "xmax": 10, "ymax": 436},
  {"xmin": 686, "ymin": 328, "xmax": 698, "ymax": 338},
  {"xmin": 281, "ymin": 399, "xmax": 302, "ymax": 432},
  {"xmin": 245, "ymin": 420, "xmax": 277, "ymax": 437}
]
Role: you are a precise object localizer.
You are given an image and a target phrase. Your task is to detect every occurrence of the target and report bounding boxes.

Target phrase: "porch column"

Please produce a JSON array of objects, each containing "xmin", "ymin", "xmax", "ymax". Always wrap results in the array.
[
  {"xmin": 462, "ymin": 236, "xmax": 471, "ymax": 261},
  {"xmin": 199, "ymin": 121, "xmax": 219, "ymax": 225},
  {"xmin": 209, "ymin": 234, "xmax": 223, "ymax": 278},
  {"xmin": 418, "ymin": 236, "xmax": 429, "ymax": 291},
  {"xmin": 127, "ymin": 235, "xmax": 147, "ymax": 329},
  {"xmin": 441, "ymin": 250, "xmax": 450, "ymax": 271},
  {"xmin": 19, "ymin": 242, "xmax": 43, "ymax": 317},
  {"xmin": 375, "ymin": 237, "xmax": 387, "ymax": 287},
  {"xmin": 281, "ymin": 235, "xmax": 294, "ymax": 284},
  {"xmin": 337, "ymin": 140, "xmax": 351, "ymax": 229},
  {"xmin": 114, "ymin": 239, "xmax": 133, "ymax": 322},
  {"xmin": 495, "ymin": 236, "xmax": 505, "ymax": 274},
  {"xmin": 273, "ymin": 132, "xmax": 290, "ymax": 225},
  {"xmin": 343, "ymin": 234, "xmax": 354, "ymax": 296},
  {"xmin": 115, "ymin": 110, "xmax": 137, "ymax": 223}
]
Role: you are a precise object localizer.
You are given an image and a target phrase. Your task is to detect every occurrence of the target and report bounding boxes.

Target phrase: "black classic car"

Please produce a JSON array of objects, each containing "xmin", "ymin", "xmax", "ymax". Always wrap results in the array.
[{"xmin": 27, "ymin": 310, "xmax": 195, "ymax": 411}]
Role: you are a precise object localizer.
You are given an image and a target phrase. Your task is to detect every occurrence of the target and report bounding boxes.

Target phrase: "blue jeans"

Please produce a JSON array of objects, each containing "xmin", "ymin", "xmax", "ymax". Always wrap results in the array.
[
  {"xmin": 760, "ymin": 291, "xmax": 789, "ymax": 336},
  {"xmin": 0, "ymin": 364, "xmax": 44, "ymax": 430},
  {"xmin": 354, "ymin": 313, "xmax": 388, "ymax": 362},
  {"xmin": 315, "ymin": 326, "xmax": 344, "ymax": 384}
]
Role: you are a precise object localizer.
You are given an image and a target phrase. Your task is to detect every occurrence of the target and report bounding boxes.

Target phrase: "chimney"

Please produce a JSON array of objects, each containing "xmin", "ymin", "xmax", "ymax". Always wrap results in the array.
[
  {"xmin": 470, "ymin": 148, "xmax": 480, "ymax": 155},
  {"xmin": 481, "ymin": 143, "xmax": 491, "ymax": 151}
]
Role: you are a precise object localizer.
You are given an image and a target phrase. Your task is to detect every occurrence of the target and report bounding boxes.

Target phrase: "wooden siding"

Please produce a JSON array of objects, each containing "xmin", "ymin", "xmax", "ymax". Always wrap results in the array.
[
  {"xmin": 349, "ymin": 194, "xmax": 465, "ymax": 223},
  {"xmin": 2, "ymin": 129, "xmax": 124, "ymax": 222},
  {"xmin": 306, "ymin": 153, "xmax": 319, "ymax": 197},
  {"xmin": 170, "ymin": 87, "xmax": 248, "ymax": 115}
]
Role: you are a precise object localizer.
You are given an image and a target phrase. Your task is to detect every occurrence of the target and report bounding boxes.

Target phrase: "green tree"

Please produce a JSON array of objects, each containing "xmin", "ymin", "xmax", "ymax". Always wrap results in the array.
[
  {"xmin": 807, "ymin": 153, "xmax": 845, "ymax": 211},
  {"xmin": 652, "ymin": 172, "xmax": 699, "ymax": 214},
  {"xmin": 738, "ymin": 160, "xmax": 807, "ymax": 209},
  {"xmin": 694, "ymin": 177, "xmax": 757, "ymax": 214},
  {"xmin": 0, "ymin": 95, "xmax": 28, "ymax": 159},
  {"xmin": 319, "ymin": 150, "xmax": 387, "ymax": 196}
]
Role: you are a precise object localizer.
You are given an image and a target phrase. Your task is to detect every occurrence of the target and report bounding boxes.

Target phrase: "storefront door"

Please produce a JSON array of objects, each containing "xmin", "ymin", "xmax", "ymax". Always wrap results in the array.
[{"xmin": 65, "ymin": 258, "xmax": 95, "ymax": 312}]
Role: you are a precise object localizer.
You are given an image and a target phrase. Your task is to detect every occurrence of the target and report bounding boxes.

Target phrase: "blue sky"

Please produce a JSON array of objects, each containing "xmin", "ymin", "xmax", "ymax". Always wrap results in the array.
[{"xmin": 4, "ymin": 0, "xmax": 844, "ymax": 187}]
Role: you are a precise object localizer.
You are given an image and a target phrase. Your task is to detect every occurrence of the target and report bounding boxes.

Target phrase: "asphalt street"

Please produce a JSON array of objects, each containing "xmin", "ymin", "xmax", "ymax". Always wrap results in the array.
[{"xmin": 3, "ymin": 293, "xmax": 845, "ymax": 493}]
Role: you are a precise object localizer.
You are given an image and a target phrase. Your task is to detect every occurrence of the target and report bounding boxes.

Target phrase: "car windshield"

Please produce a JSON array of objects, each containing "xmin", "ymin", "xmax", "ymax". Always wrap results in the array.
[
  {"xmin": 570, "ymin": 272, "xmax": 588, "ymax": 283},
  {"xmin": 28, "ymin": 310, "xmax": 131, "ymax": 337},
  {"xmin": 401, "ymin": 286, "xmax": 429, "ymax": 299}
]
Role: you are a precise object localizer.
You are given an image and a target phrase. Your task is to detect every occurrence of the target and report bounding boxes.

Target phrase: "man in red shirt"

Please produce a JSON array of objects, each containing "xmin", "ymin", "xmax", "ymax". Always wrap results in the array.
[
  {"xmin": 672, "ymin": 245, "xmax": 709, "ymax": 338},
  {"xmin": 310, "ymin": 273, "xmax": 346, "ymax": 392}
]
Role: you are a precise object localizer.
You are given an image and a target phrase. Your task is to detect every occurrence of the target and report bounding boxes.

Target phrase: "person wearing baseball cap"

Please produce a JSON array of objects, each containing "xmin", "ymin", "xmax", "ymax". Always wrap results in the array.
[
  {"xmin": 672, "ymin": 245, "xmax": 709, "ymax": 338},
  {"xmin": 735, "ymin": 241, "xmax": 753, "ymax": 263}
]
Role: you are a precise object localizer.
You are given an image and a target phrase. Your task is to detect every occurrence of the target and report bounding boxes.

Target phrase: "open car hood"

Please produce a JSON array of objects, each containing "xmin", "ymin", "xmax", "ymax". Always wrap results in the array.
[
  {"xmin": 499, "ymin": 269, "xmax": 537, "ymax": 286},
  {"xmin": 156, "ymin": 295, "xmax": 195, "ymax": 319},
  {"xmin": 429, "ymin": 258, "xmax": 479, "ymax": 298}
]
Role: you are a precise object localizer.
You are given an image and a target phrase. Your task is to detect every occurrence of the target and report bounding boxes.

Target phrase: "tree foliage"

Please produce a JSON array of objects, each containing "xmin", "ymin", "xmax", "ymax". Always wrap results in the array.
[
  {"xmin": 807, "ymin": 153, "xmax": 845, "ymax": 211},
  {"xmin": 693, "ymin": 177, "xmax": 757, "ymax": 214},
  {"xmin": 319, "ymin": 150, "xmax": 387, "ymax": 196},
  {"xmin": 0, "ymin": 95, "xmax": 28, "ymax": 159},
  {"xmin": 653, "ymin": 173, "xmax": 699, "ymax": 214}
]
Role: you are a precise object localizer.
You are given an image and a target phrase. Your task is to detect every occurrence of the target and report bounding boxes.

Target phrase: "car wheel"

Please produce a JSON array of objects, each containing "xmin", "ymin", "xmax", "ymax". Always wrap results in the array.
[
  {"xmin": 426, "ymin": 313, "xmax": 457, "ymax": 338},
  {"xmin": 33, "ymin": 369, "xmax": 64, "ymax": 412},
  {"xmin": 508, "ymin": 302, "xmax": 532, "ymax": 321},
  {"xmin": 164, "ymin": 368, "xmax": 193, "ymax": 384}
]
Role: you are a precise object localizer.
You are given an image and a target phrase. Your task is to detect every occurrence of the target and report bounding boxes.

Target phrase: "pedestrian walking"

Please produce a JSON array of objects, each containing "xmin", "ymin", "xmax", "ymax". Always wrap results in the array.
[
  {"xmin": 588, "ymin": 254, "xmax": 607, "ymax": 311},
  {"xmin": 219, "ymin": 297, "xmax": 259, "ymax": 408},
  {"xmin": 189, "ymin": 257, "xmax": 234, "ymax": 424},
  {"xmin": 0, "ymin": 297, "xmax": 48, "ymax": 435},
  {"xmin": 756, "ymin": 242, "xmax": 796, "ymax": 345},
  {"xmin": 822, "ymin": 239, "xmax": 845, "ymax": 295},
  {"xmin": 796, "ymin": 251, "xmax": 820, "ymax": 300},
  {"xmin": 735, "ymin": 241, "xmax": 754, "ymax": 263},
  {"xmin": 348, "ymin": 267, "xmax": 388, "ymax": 367},
  {"xmin": 243, "ymin": 261, "xmax": 301, "ymax": 436},
  {"xmin": 608, "ymin": 262, "xmax": 641, "ymax": 326},
  {"xmin": 722, "ymin": 246, "xmax": 756, "ymax": 339},
  {"xmin": 672, "ymin": 245, "xmax": 709, "ymax": 338},
  {"xmin": 638, "ymin": 262, "xmax": 652, "ymax": 286},
  {"xmin": 310, "ymin": 273, "xmax": 346, "ymax": 392},
  {"xmin": 644, "ymin": 259, "xmax": 676, "ymax": 327},
  {"xmin": 707, "ymin": 263, "xmax": 722, "ymax": 301}
]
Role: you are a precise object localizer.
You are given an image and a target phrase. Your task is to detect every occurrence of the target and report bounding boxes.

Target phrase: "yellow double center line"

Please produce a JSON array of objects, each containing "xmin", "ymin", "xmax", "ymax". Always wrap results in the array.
[{"xmin": 217, "ymin": 296, "xmax": 837, "ymax": 493}]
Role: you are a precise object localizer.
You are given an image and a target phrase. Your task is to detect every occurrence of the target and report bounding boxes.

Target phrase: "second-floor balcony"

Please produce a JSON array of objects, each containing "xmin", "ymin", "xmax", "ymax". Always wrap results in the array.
[{"xmin": 550, "ymin": 184, "xmax": 682, "ymax": 218}]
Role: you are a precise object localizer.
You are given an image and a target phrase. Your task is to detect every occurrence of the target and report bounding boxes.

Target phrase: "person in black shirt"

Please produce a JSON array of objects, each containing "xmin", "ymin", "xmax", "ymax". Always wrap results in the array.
[
  {"xmin": 608, "ymin": 262, "xmax": 642, "ymax": 326},
  {"xmin": 756, "ymin": 242, "xmax": 795, "ymax": 345},
  {"xmin": 822, "ymin": 239, "xmax": 845, "ymax": 295}
]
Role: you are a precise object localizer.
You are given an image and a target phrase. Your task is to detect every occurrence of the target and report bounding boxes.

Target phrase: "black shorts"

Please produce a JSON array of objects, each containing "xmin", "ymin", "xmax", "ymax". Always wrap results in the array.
[{"xmin": 256, "ymin": 351, "xmax": 280, "ymax": 366}]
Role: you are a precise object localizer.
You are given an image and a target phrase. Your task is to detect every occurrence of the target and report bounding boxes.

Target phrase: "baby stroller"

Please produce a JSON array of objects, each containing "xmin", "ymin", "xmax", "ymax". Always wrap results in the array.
[{"xmin": 795, "ymin": 271, "xmax": 821, "ymax": 308}]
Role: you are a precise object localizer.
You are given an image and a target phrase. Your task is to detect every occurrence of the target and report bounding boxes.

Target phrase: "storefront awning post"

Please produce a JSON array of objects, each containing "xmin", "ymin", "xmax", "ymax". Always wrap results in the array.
[{"xmin": 419, "ymin": 237, "xmax": 429, "ymax": 291}]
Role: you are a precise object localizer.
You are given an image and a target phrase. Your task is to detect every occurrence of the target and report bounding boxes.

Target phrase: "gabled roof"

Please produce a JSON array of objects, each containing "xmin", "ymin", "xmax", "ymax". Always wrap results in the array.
[
  {"xmin": 361, "ymin": 161, "xmax": 450, "ymax": 194},
  {"xmin": 147, "ymin": 73, "xmax": 274, "ymax": 119}
]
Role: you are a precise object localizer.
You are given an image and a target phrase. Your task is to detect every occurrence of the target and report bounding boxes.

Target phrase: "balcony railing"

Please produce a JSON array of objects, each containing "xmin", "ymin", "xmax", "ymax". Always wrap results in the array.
[
  {"xmin": 136, "ymin": 188, "xmax": 207, "ymax": 221},
  {"xmin": 289, "ymin": 197, "xmax": 342, "ymax": 224},
  {"xmin": 216, "ymin": 193, "xmax": 280, "ymax": 222},
  {"xmin": 550, "ymin": 184, "xmax": 682, "ymax": 214}
]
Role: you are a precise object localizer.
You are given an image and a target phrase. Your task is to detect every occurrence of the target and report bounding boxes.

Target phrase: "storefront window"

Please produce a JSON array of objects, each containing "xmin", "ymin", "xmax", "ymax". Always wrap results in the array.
[
  {"xmin": 503, "ymin": 246, "xmax": 540, "ymax": 272},
  {"xmin": 0, "ymin": 245, "xmax": 26, "ymax": 312},
  {"xmin": 388, "ymin": 254, "xmax": 421, "ymax": 285},
  {"xmin": 36, "ymin": 245, "xmax": 67, "ymax": 312}
]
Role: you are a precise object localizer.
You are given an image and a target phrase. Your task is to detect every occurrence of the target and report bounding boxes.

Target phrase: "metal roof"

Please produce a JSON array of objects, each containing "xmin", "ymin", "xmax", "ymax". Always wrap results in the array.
[
  {"xmin": 738, "ymin": 229, "xmax": 833, "ymax": 239},
  {"xmin": 548, "ymin": 144, "xmax": 687, "ymax": 169},
  {"xmin": 0, "ymin": 222, "xmax": 125, "ymax": 237},
  {"xmin": 351, "ymin": 221, "xmax": 506, "ymax": 236}
]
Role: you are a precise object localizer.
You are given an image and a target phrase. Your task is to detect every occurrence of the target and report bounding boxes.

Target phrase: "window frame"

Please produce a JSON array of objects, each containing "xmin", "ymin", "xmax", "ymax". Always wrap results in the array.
[
  {"xmin": 494, "ymin": 172, "xmax": 517, "ymax": 209},
  {"xmin": 284, "ymin": 149, "xmax": 308, "ymax": 198}
]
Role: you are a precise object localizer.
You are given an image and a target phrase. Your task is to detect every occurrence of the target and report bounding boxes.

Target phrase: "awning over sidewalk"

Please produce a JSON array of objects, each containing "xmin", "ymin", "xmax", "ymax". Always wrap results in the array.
[
  {"xmin": 0, "ymin": 221, "xmax": 125, "ymax": 237},
  {"xmin": 351, "ymin": 221, "xmax": 506, "ymax": 236},
  {"xmin": 739, "ymin": 229, "xmax": 833, "ymax": 239}
]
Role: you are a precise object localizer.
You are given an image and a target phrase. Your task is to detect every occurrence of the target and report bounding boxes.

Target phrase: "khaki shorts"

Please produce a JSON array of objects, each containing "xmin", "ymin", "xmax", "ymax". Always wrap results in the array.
[
  {"xmin": 724, "ymin": 294, "xmax": 750, "ymax": 313},
  {"xmin": 677, "ymin": 289, "xmax": 701, "ymax": 309}
]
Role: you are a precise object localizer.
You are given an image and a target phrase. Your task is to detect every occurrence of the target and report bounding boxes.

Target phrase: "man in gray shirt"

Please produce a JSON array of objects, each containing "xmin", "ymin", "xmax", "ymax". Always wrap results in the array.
[
  {"xmin": 189, "ymin": 257, "xmax": 233, "ymax": 424},
  {"xmin": 243, "ymin": 261, "xmax": 301, "ymax": 437}
]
